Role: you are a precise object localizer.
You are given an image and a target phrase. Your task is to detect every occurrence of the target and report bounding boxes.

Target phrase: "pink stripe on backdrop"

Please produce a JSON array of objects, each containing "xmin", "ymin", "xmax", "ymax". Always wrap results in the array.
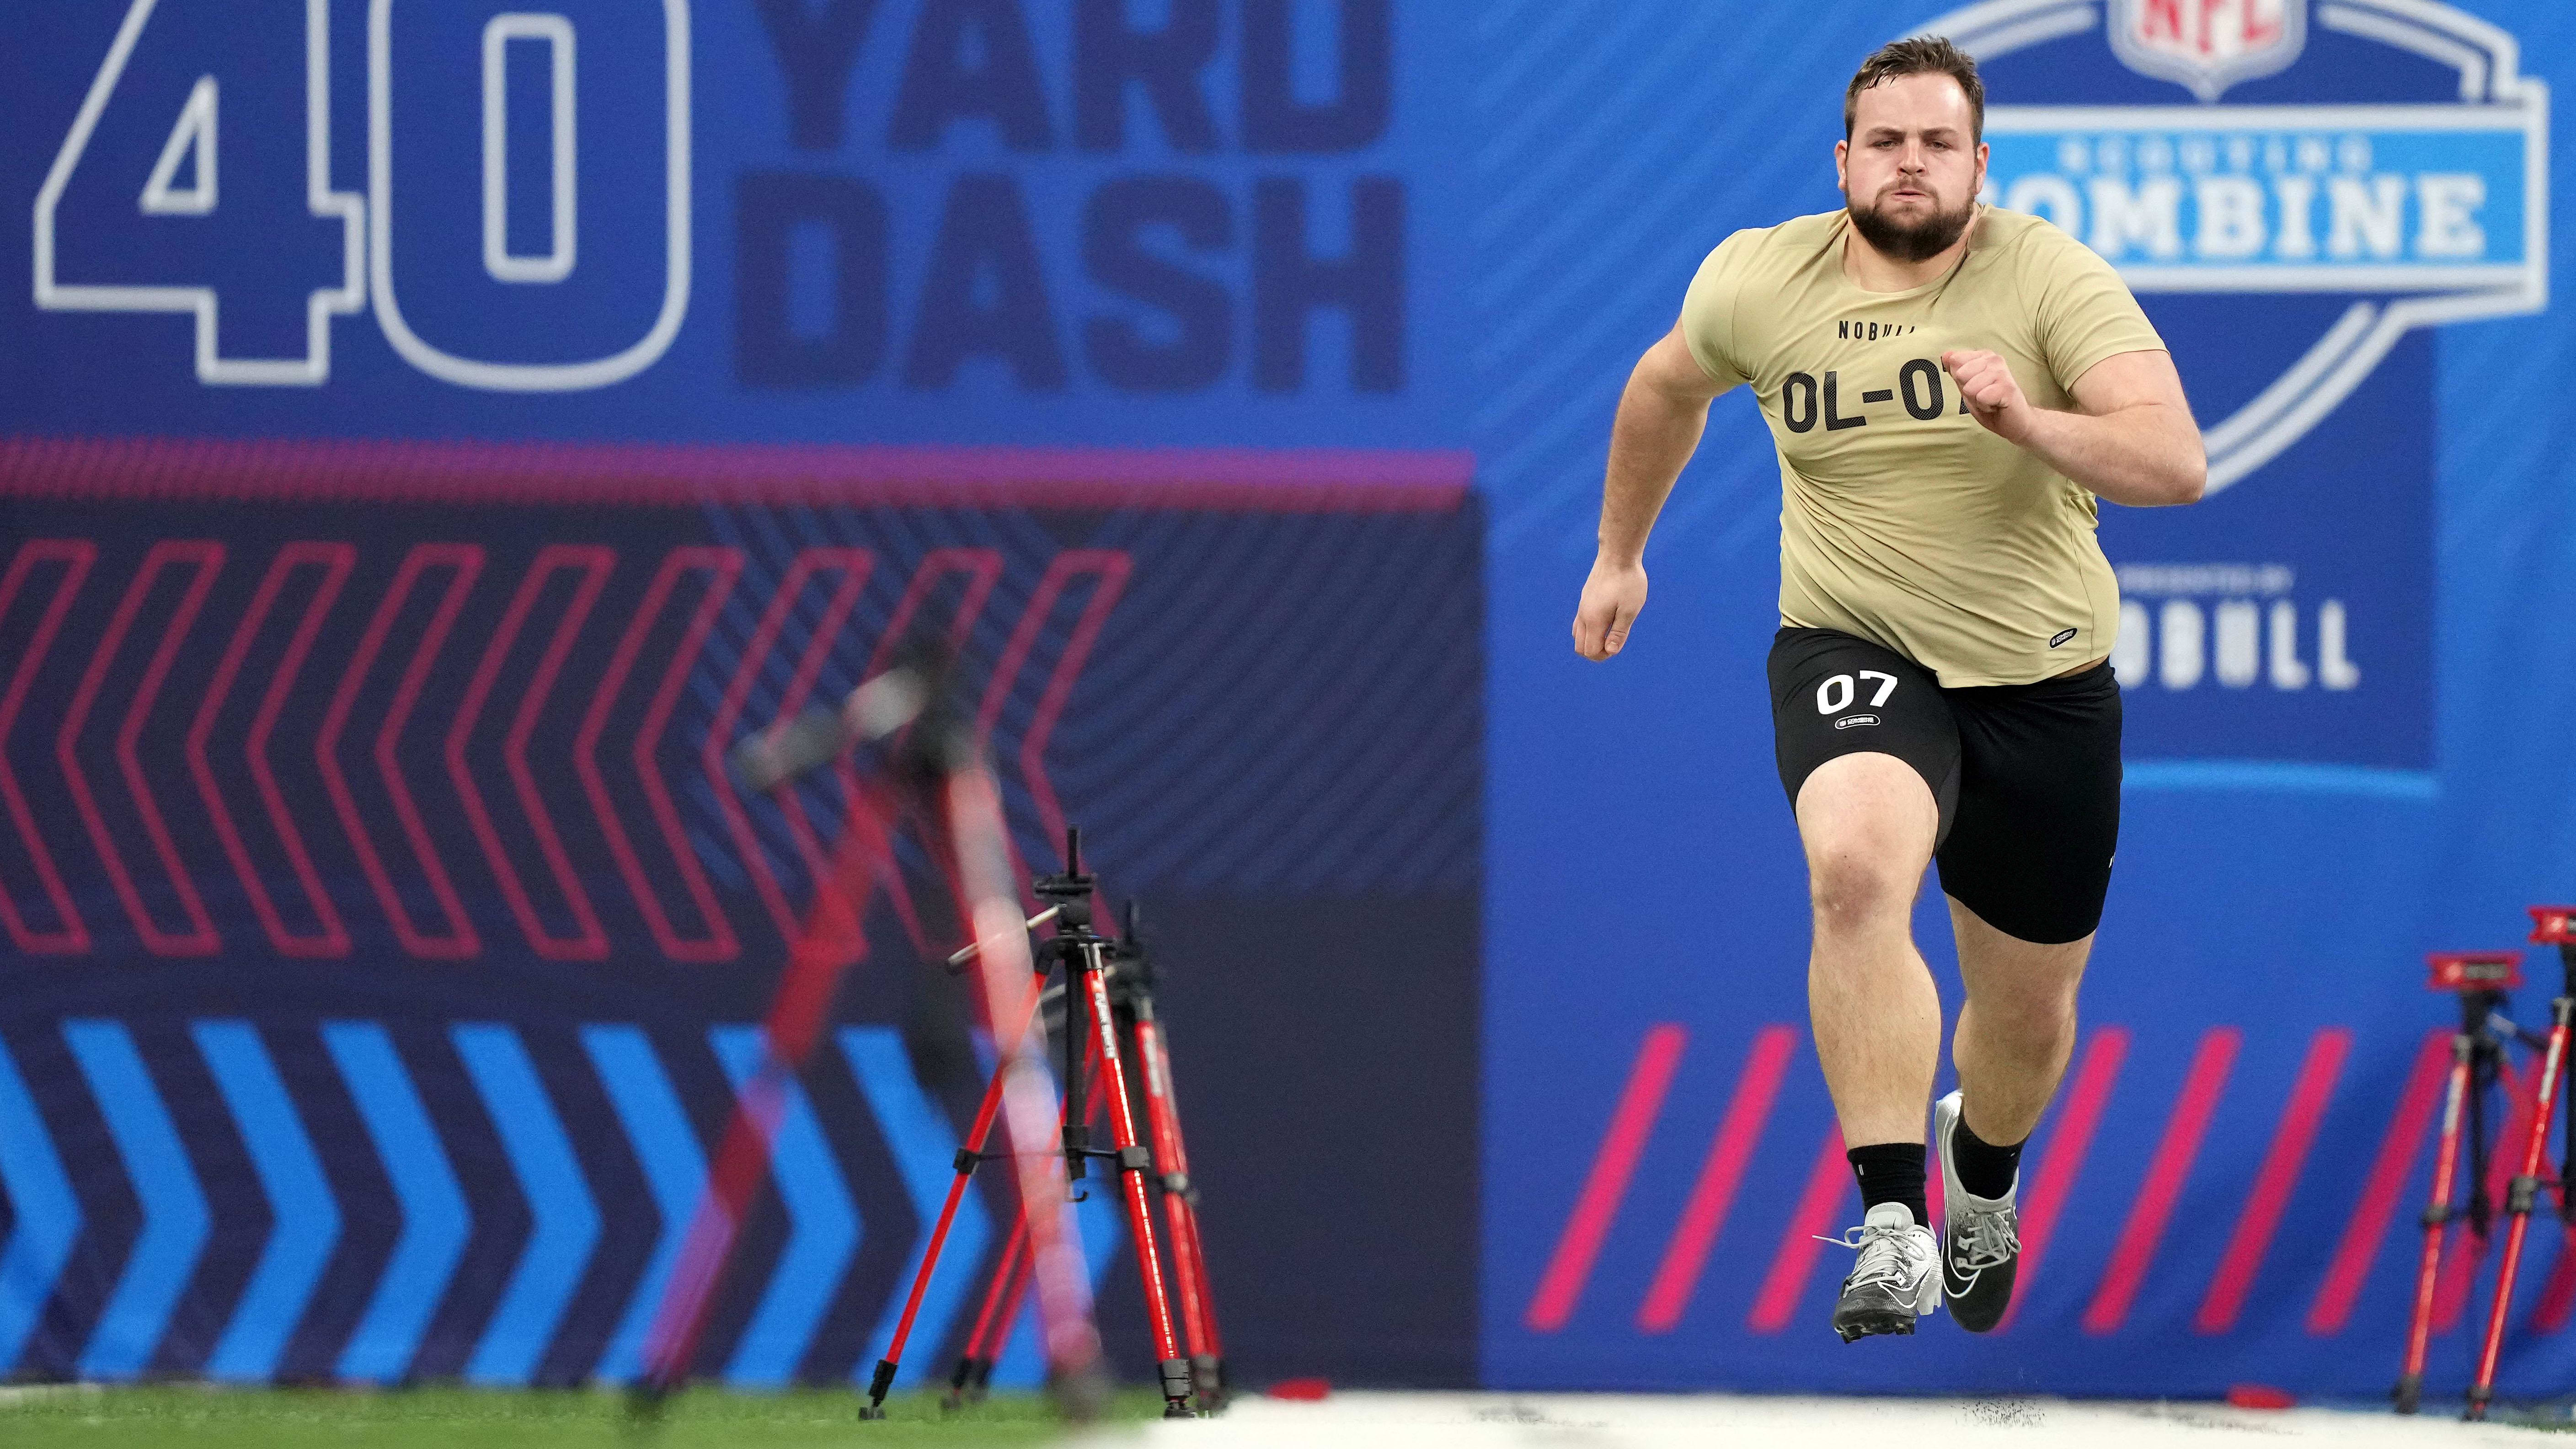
[
  {"xmin": 1746, "ymin": 1124, "xmax": 1853, "ymax": 1334},
  {"xmin": 2528, "ymin": 1227, "xmax": 2576, "ymax": 1333},
  {"xmin": 1637, "ymin": 1026, "xmax": 1800, "ymax": 1333},
  {"xmin": 2196, "ymin": 1027, "xmax": 2352, "ymax": 1333},
  {"xmin": 0, "ymin": 435, "xmax": 1475, "ymax": 512},
  {"xmin": 2083, "ymin": 1027, "xmax": 2243, "ymax": 1335},
  {"xmin": 1998, "ymin": 1026, "xmax": 2129, "ymax": 1332},
  {"xmin": 2307, "ymin": 1029, "xmax": 2454, "ymax": 1335},
  {"xmin": 1523, "ymin": 1024, "xmax": 1689, "ymax": 1334}
]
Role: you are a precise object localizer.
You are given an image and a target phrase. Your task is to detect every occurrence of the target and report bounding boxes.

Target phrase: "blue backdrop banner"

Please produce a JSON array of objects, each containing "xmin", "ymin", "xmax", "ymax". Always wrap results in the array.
[{"xmin": 5, "ymin": 0, "xmax": 2576, "ymax": 1405}]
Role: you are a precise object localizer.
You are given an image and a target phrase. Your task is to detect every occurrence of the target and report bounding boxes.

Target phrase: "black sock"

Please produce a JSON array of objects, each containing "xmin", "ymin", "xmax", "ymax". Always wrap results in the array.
[
  {"xmin": 1847, "ymin": 1142, "xmax": 1928, "ymax": 1229},
  {"xmin": 1949, "ymin": 1112, "xmax": 2025, "ymax": 1199}
]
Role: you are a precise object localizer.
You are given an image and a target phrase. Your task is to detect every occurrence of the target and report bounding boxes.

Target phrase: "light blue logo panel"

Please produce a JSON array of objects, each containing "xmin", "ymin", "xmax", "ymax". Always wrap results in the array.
[{"xmin": 1986, "ymin": 107, "xmax": 2538, "ymax": 287}]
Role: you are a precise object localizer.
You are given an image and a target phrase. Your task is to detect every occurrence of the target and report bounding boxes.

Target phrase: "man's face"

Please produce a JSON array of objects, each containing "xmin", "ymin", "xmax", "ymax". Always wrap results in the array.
[{"xmin": 1836, "ymin": 73, "xmax": 1988, "ymax": 262}]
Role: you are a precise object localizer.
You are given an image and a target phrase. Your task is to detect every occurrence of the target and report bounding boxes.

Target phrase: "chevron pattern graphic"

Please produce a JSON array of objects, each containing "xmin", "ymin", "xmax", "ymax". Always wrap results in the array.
[
  {"xmin": 0, "ymin": 1020, "xmax": 1090, "ymax": 1388},
  {"xmin": 0, "ymin": 465, "xmax": 1481, "ymax": 964}
]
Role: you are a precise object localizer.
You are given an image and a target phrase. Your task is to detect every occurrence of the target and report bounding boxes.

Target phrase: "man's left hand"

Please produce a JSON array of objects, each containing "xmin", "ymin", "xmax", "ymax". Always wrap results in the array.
[{"xmin": 1942, "ymin": 349, "xmax": 2033, "ymax": 445}]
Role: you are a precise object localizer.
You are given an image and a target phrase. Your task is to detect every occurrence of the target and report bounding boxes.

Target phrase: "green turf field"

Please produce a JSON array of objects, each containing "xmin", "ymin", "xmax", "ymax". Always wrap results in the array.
[{"xmin": 0, "ymin": 1386, "xmax": 1150, "ymax": 1448}]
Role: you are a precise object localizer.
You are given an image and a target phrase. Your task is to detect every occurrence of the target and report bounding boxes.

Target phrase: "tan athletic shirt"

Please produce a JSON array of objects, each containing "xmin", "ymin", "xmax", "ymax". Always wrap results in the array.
[{"xmin": 1680, "ymin": 206, "xmax": 2166, "ymax": 687}]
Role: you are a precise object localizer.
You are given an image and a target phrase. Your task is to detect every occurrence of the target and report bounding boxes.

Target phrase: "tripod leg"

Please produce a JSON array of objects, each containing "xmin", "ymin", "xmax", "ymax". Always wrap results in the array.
[
  {"xmin": 1127, "ymin": 999, "xmax": 1225, "ymax": 1410},
  {"xmin": 1074, "ymin": 948, "xmax": 1194, "ymax": 1417},
  {"xmin": 2396, "ymin": 1036, "xmax": 2475, "ymax": 1414},
  {"xmin": 946, "ymin": 1221, "xmax": 1027, "ymax": 1409},
  {"xmin": 2468, "ymin": 1050, "xmax": 2494, "ymax": 1240},
  {"xmin": 972, "ymin": 1252, "xmax": 1036, "ymax": 1402},
  {"xmin": 2469, "ymin": 1000, "xmax": 2574, "ymax": 1421},
  {"xmin": 861, "ymin": 983, "xmax": 1044, "ymax": 1419}
]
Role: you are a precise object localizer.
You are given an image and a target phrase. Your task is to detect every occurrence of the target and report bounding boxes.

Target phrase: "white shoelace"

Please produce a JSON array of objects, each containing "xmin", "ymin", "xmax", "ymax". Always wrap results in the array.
[
  {"xmin": 1817, "ymin": 1222, "xmax": 1935, "ymax": 1293},
  {"xmin": 1947, "ymin": 1202, "xmax": 2020, "ymax": 1285}
]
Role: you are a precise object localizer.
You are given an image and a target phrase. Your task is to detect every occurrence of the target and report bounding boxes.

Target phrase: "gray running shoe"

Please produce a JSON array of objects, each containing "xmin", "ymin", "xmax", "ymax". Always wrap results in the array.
[
  {"xmin": 1934, "ymin": 1090, "xmax": 2022, "ymax": 1332},
  {"xmin": 1825, "ymin": 1201, "xmax": 1940, "ymax": 1342}
]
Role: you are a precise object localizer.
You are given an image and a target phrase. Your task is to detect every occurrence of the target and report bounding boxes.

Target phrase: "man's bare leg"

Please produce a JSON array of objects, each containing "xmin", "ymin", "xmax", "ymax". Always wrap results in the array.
[
  {"xmin": 1798, "ymin": 751, "xmax": 1945, "ymax": 1339},
  {"xmin": 1948, "ymin": 900, "xmax": 2091, "ymax": 1147},
  {"xmin": 1932, "ymin": 898, "xmax": 2093, "ymax": 1330},
  {"xmin": 1796, "ymin": 753, "xmax": 1942, "ymax": 1149}
]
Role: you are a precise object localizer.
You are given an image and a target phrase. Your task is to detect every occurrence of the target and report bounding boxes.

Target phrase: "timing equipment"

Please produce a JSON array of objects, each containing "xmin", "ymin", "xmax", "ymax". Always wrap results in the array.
[
  {"xmin": 630, "ymin": 643, "xmax": 1110, "ymax": 1423},
  {"xmin": 2465, "ymin": 907, "xmax": 2576, "ymax": 1420},
  {"xmin": 864, "ymin": 831, "xmax": 1226, "ymax": 1420},
  {"xmin": 2394, "ymin": 949, "xmax": 2526, "ymax": 1415},
  {"xmin": 2397, "ymin": 906, "xmax": 2576, "ymax": 1420}
]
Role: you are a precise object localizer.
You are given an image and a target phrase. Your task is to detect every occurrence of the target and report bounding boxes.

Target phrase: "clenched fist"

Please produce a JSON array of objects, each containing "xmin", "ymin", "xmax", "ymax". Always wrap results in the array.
[
  {"xmin": 1942, "ymin": 348, "xmax": 2033, "ymax": 445},
  {"xmin": 1573, "ymin": 555, "xmax": 1648, "ymax": 661}
]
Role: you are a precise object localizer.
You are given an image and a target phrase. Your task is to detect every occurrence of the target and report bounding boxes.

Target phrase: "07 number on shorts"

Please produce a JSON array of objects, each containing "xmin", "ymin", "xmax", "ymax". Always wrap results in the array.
[{"xmin": 1817, "ymin": 671, "xmax": 1897, "ymax": 714}]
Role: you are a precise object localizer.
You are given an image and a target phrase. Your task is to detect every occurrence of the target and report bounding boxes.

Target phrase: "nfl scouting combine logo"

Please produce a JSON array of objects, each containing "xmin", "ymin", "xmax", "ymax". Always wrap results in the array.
[
  {"xmin": 1917, "ymin": 0, "xmax": 2548, "ymax": 780},
  {"xmin": 2106, "ymin": 0, "xmax": 2306, "ymax": 101}
]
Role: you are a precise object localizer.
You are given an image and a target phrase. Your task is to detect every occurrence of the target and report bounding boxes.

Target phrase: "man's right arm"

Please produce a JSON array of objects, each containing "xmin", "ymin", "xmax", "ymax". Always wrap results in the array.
[{"xmin": 1571, "ymin": 324, "xmax": 1731, "ymax": 661}]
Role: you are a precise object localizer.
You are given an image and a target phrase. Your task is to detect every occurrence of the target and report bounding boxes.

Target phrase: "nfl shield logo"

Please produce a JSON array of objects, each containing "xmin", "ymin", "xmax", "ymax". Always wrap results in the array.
[{"xmin": 2107, "ymin": 0, "xmax": 2308, "ymax": 101}]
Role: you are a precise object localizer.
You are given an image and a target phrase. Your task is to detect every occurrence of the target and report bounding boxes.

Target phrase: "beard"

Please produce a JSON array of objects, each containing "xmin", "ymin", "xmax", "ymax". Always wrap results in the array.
[{"xmin": 1845, "ymin": 186, "xmax": 1976, "ymax": 263}]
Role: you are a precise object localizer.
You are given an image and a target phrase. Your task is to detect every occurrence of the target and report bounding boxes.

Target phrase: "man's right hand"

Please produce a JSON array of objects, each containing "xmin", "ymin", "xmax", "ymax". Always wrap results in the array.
[{"xmin": 1572, "ymin": 555, "xmax": 1649, "ymax": 660}]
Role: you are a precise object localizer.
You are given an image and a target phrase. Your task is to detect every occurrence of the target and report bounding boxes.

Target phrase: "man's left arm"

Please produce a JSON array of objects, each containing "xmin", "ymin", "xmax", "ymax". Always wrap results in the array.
[{"xmin": 1943, "ymin": 347, "xmax": 2207, "ymax": 508}]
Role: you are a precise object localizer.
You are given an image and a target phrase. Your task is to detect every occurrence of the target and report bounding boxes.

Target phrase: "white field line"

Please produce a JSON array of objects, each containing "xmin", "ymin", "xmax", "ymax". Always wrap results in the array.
[{"xmin": 1072, "ymin": 1391, "xmax": 2553, "ymax": 1447}]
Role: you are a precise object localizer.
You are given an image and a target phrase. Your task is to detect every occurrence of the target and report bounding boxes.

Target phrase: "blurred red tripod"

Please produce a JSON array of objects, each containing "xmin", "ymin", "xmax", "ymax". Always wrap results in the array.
[{"xmin": 628, "ymin": 649, "xmax": 1109, "ymax": 1422}]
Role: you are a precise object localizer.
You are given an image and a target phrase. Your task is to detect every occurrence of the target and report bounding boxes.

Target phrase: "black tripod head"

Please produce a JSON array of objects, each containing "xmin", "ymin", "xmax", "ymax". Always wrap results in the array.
[{"xmin": 1031, "ymin": 827, "xmax": 1097, "ymax": 951}]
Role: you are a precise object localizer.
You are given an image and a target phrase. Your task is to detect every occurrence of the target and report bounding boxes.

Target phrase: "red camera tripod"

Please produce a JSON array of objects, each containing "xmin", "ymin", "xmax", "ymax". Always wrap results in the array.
[
  {"xmin": 2398, "ymin": 906, "xmax": 2576, "ymax": 1421},
  {"xmin": 2466, "ymin": 907, "xmax": 2576, "ymax": 1420},
  {"xmin": 861, "ymin": 834, "xmax": 1225, "ymax": 1420},
  {"xmin": 929, "ymin": 899, "xmax": 1228, "ymax": 1414},
  {"xmin": 2394, "ymin": 948, "xmax": 2527, "ymax": 1414}
]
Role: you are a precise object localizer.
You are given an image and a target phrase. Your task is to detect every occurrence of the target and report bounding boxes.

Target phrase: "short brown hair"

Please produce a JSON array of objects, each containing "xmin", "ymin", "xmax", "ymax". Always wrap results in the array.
[{"xmin": 1844, "ymin": 37, "xmax": 1984, "ymax": 142}]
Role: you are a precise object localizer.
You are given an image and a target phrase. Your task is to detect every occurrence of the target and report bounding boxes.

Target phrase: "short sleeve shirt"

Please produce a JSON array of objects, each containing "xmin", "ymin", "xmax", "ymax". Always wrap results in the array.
[{"xmin": 1681, "ymin": 206, "xmax": 2166, "ymax": 687}]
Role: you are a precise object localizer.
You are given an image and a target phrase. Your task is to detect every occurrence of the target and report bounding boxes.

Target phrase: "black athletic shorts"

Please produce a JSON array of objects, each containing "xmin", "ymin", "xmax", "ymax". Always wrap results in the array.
[{"xmin": 1767, "ymin": 627, "xmax": 2121, "ymax": 946}]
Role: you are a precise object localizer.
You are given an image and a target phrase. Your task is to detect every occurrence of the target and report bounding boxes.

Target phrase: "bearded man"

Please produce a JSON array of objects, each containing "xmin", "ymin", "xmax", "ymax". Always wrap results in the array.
[{"xmin": 1570, "ymin": 36, "xmax": 2207, "ymax": 1342}]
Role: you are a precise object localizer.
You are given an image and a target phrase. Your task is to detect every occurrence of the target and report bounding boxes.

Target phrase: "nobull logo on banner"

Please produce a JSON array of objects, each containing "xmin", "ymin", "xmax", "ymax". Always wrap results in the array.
[{"xmin": 1918, "ymin": 0, "xmax": 2549, "ymax": 775}]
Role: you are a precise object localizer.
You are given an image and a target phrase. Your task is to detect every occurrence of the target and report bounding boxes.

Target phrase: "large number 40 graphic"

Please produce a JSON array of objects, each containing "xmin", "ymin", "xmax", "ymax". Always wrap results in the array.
[
  {"xmin": 33, "ymin": 0, "xmax": 365, "ymax": 386},
  {"xmin": 33, "ymin": 0, "xmax": 692, "ymax": 392}
]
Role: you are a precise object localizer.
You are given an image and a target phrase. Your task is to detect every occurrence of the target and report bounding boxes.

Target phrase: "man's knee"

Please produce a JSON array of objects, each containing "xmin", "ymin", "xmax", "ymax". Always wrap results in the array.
[
  {"xmin": 1808, "ymin": 846, "xmax": 1919, "ymax": 932},
  {"xmin": 1797, "ymin": 754, "xmax": 1936, "ymax": 935},
  {"xmin": 1972, "ymin": 985, "xmax": 2079, "ymax": 1058}
]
